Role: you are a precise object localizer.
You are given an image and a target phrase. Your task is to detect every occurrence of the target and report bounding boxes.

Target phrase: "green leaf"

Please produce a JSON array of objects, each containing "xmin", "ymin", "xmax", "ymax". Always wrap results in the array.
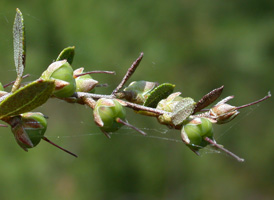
[
  {"xmin": 13, "ymin": 8, "xmax": 26, "ymax": 78},
  {"xmin": 144, "ymin": 83, "xmax": 175, "ymax": 108},
  {"xmin": 56, "ymin": 46, "xmax": 75, "ymax": 65},
  {"xmin": 0, "ymin": 79, "xmax": 55, "ymax": 119}
]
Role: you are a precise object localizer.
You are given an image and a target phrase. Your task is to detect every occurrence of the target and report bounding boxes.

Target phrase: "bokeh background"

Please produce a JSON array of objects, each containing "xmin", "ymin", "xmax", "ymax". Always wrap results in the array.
[{"xmin": 0, "ymin": 0, "xmax": 273, "ymax": 199}]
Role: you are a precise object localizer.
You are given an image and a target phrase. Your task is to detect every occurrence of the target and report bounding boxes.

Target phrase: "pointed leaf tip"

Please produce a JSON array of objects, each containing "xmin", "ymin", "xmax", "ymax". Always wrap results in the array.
[{"xmin": 13, "ymin": 7, "xmax": 26, "ymax": 77}]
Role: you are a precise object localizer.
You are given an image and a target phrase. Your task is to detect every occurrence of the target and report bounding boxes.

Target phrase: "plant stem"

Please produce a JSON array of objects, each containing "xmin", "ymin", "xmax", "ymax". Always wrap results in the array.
[
  {"xmin": 76, "ymin": 92, "xmax": 167, "ymax": 115},
  {"xmin": 42, "ymin": 136, "xmax": 78, "ymax": 158},
  {"xmin": 116, "ymin": 118, "xmax": 147, "ymax": 136},
  {"xmin": 112, "ymin": 52, "xmax": 144, "ymax": 95},
  {"xmin": 4, "ymin": 74, "xmax": 30, "ymax": 88},
  {"xmin": 204, "ymin": 137, "xmax": 244, "ymax": 162},
  {"xmin": 236, "ymin": 92, "xmax": 271, "ymax": 110},
  {"xmin": 74, "ymin": 70, "xmax": 115, "ymax": 78}
]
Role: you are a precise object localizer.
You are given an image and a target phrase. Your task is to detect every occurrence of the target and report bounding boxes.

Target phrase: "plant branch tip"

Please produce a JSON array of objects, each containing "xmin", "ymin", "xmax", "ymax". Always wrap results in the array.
[
  {"xmin": 204, "ymin": 137, "xmax": 244, "ymax": 162},
  {"xmin": 236, "ymin": 92, "xmax": 272, "ymax": 110},
  {"xmin": 74, "ymin": 70, "xmax": 115, "ymax": 78},
  {"xmin": 42, "ymin": 137, "xmax": 78, "ymax": 158},
  {"xmin": 116, "ymin": 118, "xmax": 147, "ymax": 136}
]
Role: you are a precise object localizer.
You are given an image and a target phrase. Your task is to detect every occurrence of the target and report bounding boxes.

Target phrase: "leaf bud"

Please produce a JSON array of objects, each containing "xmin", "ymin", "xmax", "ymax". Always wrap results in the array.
[
  {"xmin": 157, "ymin": 93, "xmax": 196, "ymax": 127},
  {"xmin": 73, "ymin": 68, "xmax": 98, "ymax": 93},
  {"xmin": 210, "ymin": 103, "xmax": 239, "ymax": 124},
  {"xmin": 157, "ymin": 92, "xmax": 184, "ymax": 112}
]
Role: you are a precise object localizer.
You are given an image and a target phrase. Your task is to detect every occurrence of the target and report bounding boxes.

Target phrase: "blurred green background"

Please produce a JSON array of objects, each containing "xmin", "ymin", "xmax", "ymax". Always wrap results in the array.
[{"xmin": 0, "ymin": 0, "xmax": 273, "ymax": 199}]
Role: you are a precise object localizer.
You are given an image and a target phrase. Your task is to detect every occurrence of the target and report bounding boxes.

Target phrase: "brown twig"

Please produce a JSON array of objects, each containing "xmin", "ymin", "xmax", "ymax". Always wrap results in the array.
[
  {"xmin": 204, "ymin": 137, "xmax": 244, "ymax": 162},
  {"xmin": 236, "ymin": 91, "xmax": 271, "ymax": 110},
  {"xmin": 4, "ymin": 74, "xmax": 30, "ymax": 88},
  {"xmin": 42, "ymin": 136, "xmax": 78, "ymax": 158},
  {"xmin": 112, "ymin": 52, "xmax": 144, "ymax": 95},
  {"xmin": 74, "ymin": 70, "xmax": 115, "ymax": 78}
]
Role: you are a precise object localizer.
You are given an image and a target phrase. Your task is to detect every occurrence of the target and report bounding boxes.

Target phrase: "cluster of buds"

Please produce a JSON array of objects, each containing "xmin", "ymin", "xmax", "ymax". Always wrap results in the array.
[{"xmin": 0, "ymin": 8, "xmax": 271, "ymax": 161}]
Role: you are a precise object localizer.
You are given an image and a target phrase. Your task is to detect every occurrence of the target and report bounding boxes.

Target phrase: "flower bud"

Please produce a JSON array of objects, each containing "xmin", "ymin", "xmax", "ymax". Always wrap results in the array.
[
  {"xmin": 181, "ymin": 117, "xmax": 213, "ymax": 152},
  {"xmin": 123, "ymin": 81, "xmax": 158, "ymax": 104},
  {"xmin": 93, "ymin": 98, "xmax": 126, "ymax": 133},
  {"xmin": 210, "ymin": 104, "xmax": 239, "ymax": 124},
  {"xmin": 10, "ymin": 112, "xmax": 47, "ymax": 151},
  {"xmin": 157, "ymin": 93, "xmax": 196, "ymax": 127},
  {"xmin": 157, "ymin": 92, "xmax": 184, "ymax": 112},
  {"xmin": 74, "ymin": 68, "xmax": 98, "ymax": 93},
  {"xmin": 41, "ymin": 60, "xmax": 76, "ymax": 98},
  {"xmin": 157, "ymin": 92, "xmax": 183, "ymax": 126}
]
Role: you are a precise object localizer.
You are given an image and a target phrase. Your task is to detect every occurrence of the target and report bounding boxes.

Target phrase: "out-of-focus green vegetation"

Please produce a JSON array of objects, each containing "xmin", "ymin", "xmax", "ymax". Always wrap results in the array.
[{"xmin": 0, "ymin": 1, "xmax": 273, "ymax": 199}]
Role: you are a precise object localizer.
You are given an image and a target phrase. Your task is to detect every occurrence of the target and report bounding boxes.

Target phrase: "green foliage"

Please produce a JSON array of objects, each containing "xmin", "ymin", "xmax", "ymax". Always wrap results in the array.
[{"xmin": 0, "ymin": 80, "xmax": 54, "ymax": 119}]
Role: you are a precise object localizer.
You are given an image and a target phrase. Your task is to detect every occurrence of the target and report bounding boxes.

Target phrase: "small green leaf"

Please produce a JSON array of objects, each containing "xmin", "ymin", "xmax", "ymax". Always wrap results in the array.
[
  {"xmin": 56, "ymin": 46, "xmax": 75, "ymax": 65},
  {"xmin": 0, "ymin": 79, "xmax": 55, "ymax": 119},
  {"xmin": 12, "ymin": 8, "xmax": 26, "ymax": 92},
  {"xmin": 13, "ymin": 8, "xmax": 26, "ymax": 77},
  {"xmin": 144, "ymin": 83, "xmax": 175, "ymax": 108}
]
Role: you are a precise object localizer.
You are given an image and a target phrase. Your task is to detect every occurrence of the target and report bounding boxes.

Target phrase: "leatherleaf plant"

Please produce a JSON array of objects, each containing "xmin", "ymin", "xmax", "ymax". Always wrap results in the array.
[{"xmin": 0, "ymin": 9, "xmax": 271, "ymax": 161}]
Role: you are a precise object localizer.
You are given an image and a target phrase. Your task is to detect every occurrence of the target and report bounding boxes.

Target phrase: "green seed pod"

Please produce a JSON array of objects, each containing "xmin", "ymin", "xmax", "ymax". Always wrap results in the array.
[
  {"xmin": 74, "ymin": 67, "xmax": 98, "ymax": 93},
  {"xmin": 123, "ymin": 80, "xmax": 158, "ymax": 104},
  {"xmin": 93, "ymin": 98, "xmax": 126, "ymax": 133},
  {"xmin": 9, "ymin": 112, "xmax": 47, "ymax": 151},
  {"xmin": 181, "ymin": 117, "xmax": 214, "ymax": 152},
  {"xmin": 41, "ymin": 60, "xmax": 76, "ymax": 98},
  {"xmin": 210, "ymin": 104, "xmax": 239, "ymax": 124}
]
